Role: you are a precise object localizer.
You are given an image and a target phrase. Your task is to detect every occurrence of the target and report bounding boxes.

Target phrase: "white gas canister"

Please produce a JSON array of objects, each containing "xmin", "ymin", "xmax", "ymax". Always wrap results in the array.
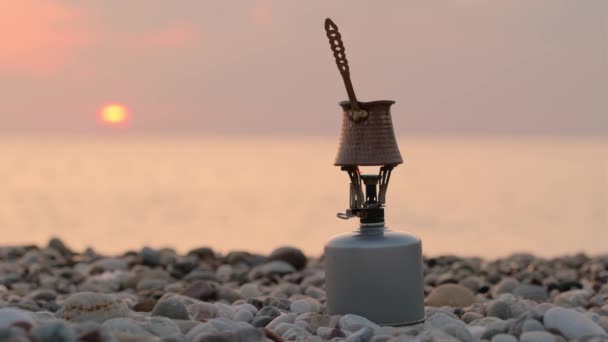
[{"xmin": 324, "ymin": 226, "xmax": 425, "ymax": 325}]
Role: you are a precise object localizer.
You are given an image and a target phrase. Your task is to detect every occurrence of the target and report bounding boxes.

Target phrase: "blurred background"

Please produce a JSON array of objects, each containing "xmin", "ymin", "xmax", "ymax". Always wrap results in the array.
[{"xmin": 1, "ymin": 1, "xmax": 606, "ymax": 258}]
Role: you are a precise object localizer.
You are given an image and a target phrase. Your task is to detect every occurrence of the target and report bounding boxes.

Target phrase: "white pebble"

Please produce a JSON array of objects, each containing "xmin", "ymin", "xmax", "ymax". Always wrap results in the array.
[
  {"xmin": 234, "ymin": 309, "xmax": 254, "ymax": 323},
  {"xmin": 294, "ymin": 319, "xmax": 311, "ymax": 333},
  {"xmin": 544, "ymin": 307, "xmax": 607, "ymax": 339},
  {"xmin": 521, "ymin": 319, "xmax": 544, "ymax": 333},
  {"xmin": 235, "ymin": 303, "xmax": 258, "ymax": 315},
  {"xmin": 215, "ymin": 264, "xmax": 233, "ymax": 282},
  {"xmin": 213, "ymin": 303, "xmax": 235, "ymax": 319},
  {"xmin": 290, "ymin": 298, "xmax": 321, "ymax": 314},
  {"xmin": 339, "ymin": 314, "xmax": 380, "ymax": 332},
  {"xmin": 491, "ymin": 334, "xmax": 518, "ymax": 342},
  {"xmin": 0, "ymin": 308, "xmax": 35, "ymax": 329},
  {"xmin": 266, "ymin": 313, "xmax": 297, "ymax": 330},
  {"xmin": 239, "ymin": 283, "xmax": 260, "ymax": 299},
  {"xmin": 520, "ymin": 331, "xmax": 559, "ymax": 342},
  {"xmin": 101, "ymin": 318, "xmax": 155, "ymax": 338}
]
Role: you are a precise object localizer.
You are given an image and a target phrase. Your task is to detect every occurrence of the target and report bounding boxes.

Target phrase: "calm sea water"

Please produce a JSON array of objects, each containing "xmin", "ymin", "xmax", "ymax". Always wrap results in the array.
[{"xmin": 1, "ymin": 137, "xmax": 606, "ymax": 258}]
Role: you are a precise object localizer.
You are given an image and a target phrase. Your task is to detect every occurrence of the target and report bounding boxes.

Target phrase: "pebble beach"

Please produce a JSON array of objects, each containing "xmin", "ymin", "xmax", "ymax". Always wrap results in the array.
[{"xmin": 1, "ymin": 239, "xmax": 608, "ymax": 341}]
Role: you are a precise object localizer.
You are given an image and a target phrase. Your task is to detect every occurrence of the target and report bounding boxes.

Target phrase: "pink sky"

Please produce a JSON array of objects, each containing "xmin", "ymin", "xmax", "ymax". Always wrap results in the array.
[{"xmin": 0, "ymin": 1, "xmax": 606, "ymax": 135}]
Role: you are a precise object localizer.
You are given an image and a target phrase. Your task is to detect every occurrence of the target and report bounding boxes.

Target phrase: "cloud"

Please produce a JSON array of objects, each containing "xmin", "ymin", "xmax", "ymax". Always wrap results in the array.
[{"xmin": 0, "ymin": 1, "xmax": 92, "ymax": 76}]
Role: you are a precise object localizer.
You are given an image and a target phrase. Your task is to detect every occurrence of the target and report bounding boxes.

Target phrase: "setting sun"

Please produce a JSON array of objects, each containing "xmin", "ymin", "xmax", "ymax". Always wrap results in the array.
[{"xmin": 99, "ymin": 104, "xmax": 129, "ymax": 125}]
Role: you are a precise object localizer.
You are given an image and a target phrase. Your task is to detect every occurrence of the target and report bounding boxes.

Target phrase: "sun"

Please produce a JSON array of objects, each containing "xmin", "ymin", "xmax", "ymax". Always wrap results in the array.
[{"xmin": 99, "ymin": 104, "xmax": 129, "ymax": 126}]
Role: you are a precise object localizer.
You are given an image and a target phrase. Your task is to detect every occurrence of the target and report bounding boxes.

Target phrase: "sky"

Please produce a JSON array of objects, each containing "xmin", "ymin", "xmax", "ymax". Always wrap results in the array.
[{"xmin": 0, "ymin": 1, "xmax": 606, "ymax": 136}]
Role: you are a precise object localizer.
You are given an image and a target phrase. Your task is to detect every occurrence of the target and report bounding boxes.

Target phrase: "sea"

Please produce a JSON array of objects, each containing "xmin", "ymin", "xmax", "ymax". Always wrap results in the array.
[{"xmin": 1, "ymin": 136, "xmax": 606, "ymax": 259}]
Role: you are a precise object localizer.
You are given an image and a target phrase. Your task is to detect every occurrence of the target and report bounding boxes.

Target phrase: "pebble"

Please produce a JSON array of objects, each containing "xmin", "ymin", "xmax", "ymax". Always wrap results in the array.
[
  {"xmin": 273, "ymin": 322, "xmax": 300, "ymax": 336},
  {"xmin": 248, "ymin": 261, "xmax": 296, "ymax": 280},
  {"xmin": 271, "ymin": 282, "xmax": 301, "ymax": 297},
  {"xmin": 482, "ymin": 328, "xmax": 505, "ymax": 341},
  {"xmin": 217, "ymin": 286, "xmax": 242, "ymax": 303},
  {"xmin": 462, "ymin": 312, "xmax": 483, "ymax": 324},
  {"xmin": 3, "ymin": 239, "xmax": 608, "ymax": 341},
  {"xmin": 555, "ymin": 268, "xmax": 578, "ymax": 283},
  {"xmin": 370, "ymin": 336, "xmax": 392, "ymax": 342},
  {"xmin": 426, "ymin": 284, "xmax": 476, "ymax": 307},
  {"xmin": 102, "ymin": 317, "xmax": 156, "ymax": 338},
  {"xmin": 491, "ymin": 334, "xmax": 518, "ymax": 342},
  {"xmin": 305, "ymin": 286, "xmax": 326, "ymax": 300},
  {"xmin": 597, "ymin": 316, "xmax": 608, "ymax": 334},
  {"xmin": 235, "ymin": 303, "xmax": 258, "ymax": 315},
  {"xmin": 137, "ymin": 278, "xmax": 168, "ymax": 291},
  {"xmin": 207, "ymin": 317, "xmax": 245, "ymax": 332},
  {"xmin": 232, "ymin": 327, "xmax": 267, "ymax": 341},
  {"xmin": 425, "ymin": 307, "xmax": 458, "ymax": 320},
  {"xmin": 553, "ymin": 289, "xmax": 592, "ymax": 307},
  {"xmin": 187, "ymin": 247, "xmax": 215, "ymax": 260},
  {"xmin": 215, "ymin": 264, "xmax": 233, "ymax": 282},
  {"xmin": 418, "ymin": 329, "xmax": 461, "ymax": 342},
  {"xmin": 460, "ymin": 276, "xmax": 483, "ymax": 292},
  {"xmin": 424, "ymin": 312, "xmax": 466, "ymax": 330},
  {"xmin": 306, "ymin": 313, "xmax": 335, "ymax": 331},
  {"xmin": 140, "ymin": 246, "xmax": 161, "ymax": 266},
  {"xmin": 269, "ymin": 246, "xmax": 307, "ymax": 270},
  {"xmin": 189, "ymin": 331, "xmax": 231, "ymax": 342},
  {"xmin": 140, "ymin": 316, "xmax": 182, "ymax": 337},
  {"xmin": 340, "ymin": 314, "xmax": 380, "ymax": 332},
  {"xmin": 181, "ymin": 280, "xmax": 217, "ymax": 301},
  {"xmin": 48, "ymin": 237, "xmax": 74, "ymax": 256},
  {"xmin": 161, "ymin": 334, "xmax": 188, "ymax": 342},
  {"xmin": 31, "ymin": 321, "xmax": 77, "ymax": 342},
  {"xmin": 492, "ymin": 278, "xmax": 520, "ymax": 298},
  {"xmin": 266, "ymin": 313, "xmax": 297, "ymax": 330},
  {"xmin": 90, "ymin": 257, "xmax": 129, "ymax": 272},
  {"xmin": 543, "ymin": 307, "xmax": 607, "ymax": 339},
  {"xmin": 282, "ymin": 324, "xmax": 313, "ymax": 339},
  {"xmin": 264, "ymin": 297, "xmax": 292, "ymax": 311},
  {"xmin": 530, "ymin": 302, "xmax": 554, "ymax": 319},
  {"xmin": 301, "ymin": 272, "xmax": 325, "ymax": 288},
  {"xmin": 486, "ymin": 300, "xmax": 512, "ymax": 320},
  {"xmin": 317, "ymin": 327, "xmax": 346, "ymax": 339},
  {"xmin": 30, "ymin": 312, "xmax": 56, "ymax": 326},
  {"xmin": 214, "ymin": 303, "xmax": 235, "ymax": 319},
  {"xmin": 290, "ymin": 298, "xmax": 322, "ymax": 314},
  {"xmin": 187, "ymin": 302, "xmax": 217, "ymax": 320},
  {"xmin": 185, "ymin": 323, "xmax": 218, "ymax": 340},
  {"xmin": 442, "ymin": 323, "xmax": 473, "ymax": 342},
  {"xmin": 0, "ymin": 326, "xmax": 31, "ymax": 341},
  {"xmin": 183, "ymin": 269, "xmax": 217, "ymax": 282},
  {"xmin": 513, "ymin": 284, "xmax": 549, "ymax": 301},
  {"xmin": 70, "ymin": 321, "xmax": 103, "ymax": 340},
  {"xmin": 27, "ymin": 289, "xmax": 57, "ymax": 301},
  {"xmin": 294, "ymin": 319, "xmax": 311, "ymax": 332},
  {"xmin": 251, "ymin": 315, "xmax": 274, "ymax": 327},
  {"xmin": 519, "ymin": 331, "xmax": 560, "ymax": 342},
  {"xmin": 61, "ymin": 292, "xmax": 130, "ymax": 323},
  {"xmin": 239, "ymin": 283, "xmax": 260, "ymax": 299},
  {"xmin": 347, "ymin": 326, "xmax": 374, "ymax": 342},
  {"xmin": 521, "ymin": 319, "xmax": 545, "ymax": 333},
  {"xmin": 152, "ymin": 297, "xmax": 190, "ymax": 320},
  {"xmin": 234, "ymin": 309, "xmax": 254, "ymax": 323},
  {"xmin": 0, "ymin": 308, "xmax": 34, "ymax": 329},
  {"xmin": 258, "ymin": 306, "xmax": 282, "ymax": 319}
]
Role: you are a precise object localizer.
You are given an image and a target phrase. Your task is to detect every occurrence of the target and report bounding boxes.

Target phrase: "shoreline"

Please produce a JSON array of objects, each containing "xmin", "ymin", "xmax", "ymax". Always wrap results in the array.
[{"xmin": 1, "ymin": 239, "xmax": 607, "ymax": 341}]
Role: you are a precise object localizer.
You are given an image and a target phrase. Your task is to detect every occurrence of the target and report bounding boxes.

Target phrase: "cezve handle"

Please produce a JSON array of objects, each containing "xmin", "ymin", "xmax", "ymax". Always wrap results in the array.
[{"xmin": 325, "ymin": 18, "xmax": 367, "ymax": 122}]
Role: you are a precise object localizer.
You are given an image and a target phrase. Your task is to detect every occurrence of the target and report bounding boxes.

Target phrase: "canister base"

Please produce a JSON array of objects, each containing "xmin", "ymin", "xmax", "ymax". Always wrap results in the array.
[{"xmin": 386, "ymin": 316, "xmax": 426, "ymax": 327}]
